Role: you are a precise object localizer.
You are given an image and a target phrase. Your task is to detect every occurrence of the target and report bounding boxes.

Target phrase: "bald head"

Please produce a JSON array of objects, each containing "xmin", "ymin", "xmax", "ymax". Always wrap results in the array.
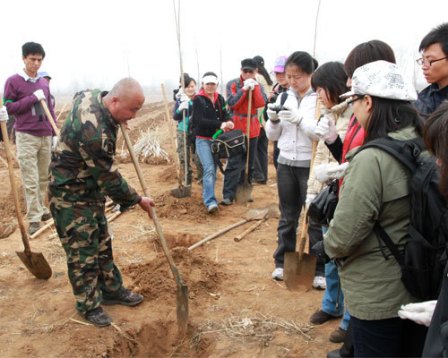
[{"xmin": 104, "ymin": 77, "xmax": 145, "ymax": 123}]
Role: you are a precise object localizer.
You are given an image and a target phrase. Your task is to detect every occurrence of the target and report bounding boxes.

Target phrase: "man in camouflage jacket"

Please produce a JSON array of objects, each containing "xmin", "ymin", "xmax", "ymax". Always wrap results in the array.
[{"xmin": 48, "ymin": 78, "xmax": 154, "ymax": 327}]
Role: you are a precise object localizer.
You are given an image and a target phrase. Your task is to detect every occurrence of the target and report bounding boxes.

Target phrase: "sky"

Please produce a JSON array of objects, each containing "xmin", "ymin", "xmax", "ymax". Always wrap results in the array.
[{"xmin": 2, "ymin": 0, "xmax": 448, "ymax": 101}]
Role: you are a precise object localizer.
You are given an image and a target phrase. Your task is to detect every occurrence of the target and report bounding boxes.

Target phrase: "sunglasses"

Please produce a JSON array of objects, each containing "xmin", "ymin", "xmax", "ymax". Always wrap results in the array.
[{"xmin": 242, "ymin": 69, "xmax": 255, "ymax": 74}]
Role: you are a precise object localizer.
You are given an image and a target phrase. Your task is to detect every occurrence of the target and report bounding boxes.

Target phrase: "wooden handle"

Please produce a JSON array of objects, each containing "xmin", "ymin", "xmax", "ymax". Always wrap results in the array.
[
  {"xmin": 40, "ymin": 99, "xmax": 60, "ymax": 136},
  {"xmin": 234, "ymin": 216, "xmax": 267, "ymax": 242},
  {"xmin": 188, "ymin": 219, "xmax": 248, "ymax": 250},
  {"xmin": 245, "ymin": 89, "xmax": 253, "ymax": 173},
  {"xmin": 119, "ymin": 123, "xmax": 180, "ymax": 274}
]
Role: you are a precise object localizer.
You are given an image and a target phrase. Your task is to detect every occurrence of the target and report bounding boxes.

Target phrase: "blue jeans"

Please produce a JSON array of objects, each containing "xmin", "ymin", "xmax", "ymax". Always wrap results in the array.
[
  {"xmin": 222, "ymin": 137, "xmax": 258, "ymax": 201},
  {"xmin": 273, "ymin": 164, "xmax": 309, "ymax": 268},
  {"xmin": 195, "ymin": 138, "xmax": 218, "ymax": 208}
]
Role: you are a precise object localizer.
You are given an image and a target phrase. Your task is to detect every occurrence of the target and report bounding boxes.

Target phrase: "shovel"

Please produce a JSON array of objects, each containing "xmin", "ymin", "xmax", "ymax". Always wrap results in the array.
[
  {"xmin": 235, "ymin": 88, "xmax": 253, "ymax": 204},
  {"xmin": 161, "ymin": 84, "xmax": 191, "ymax": 198},
  {"xmin": 40, "ymin": 99, "xmax": 60, "ymax": 136},
  {"xmin": 119, "ymin": 123, "xmax": 189, "ymax": 334},
  {"xmin": 0, "ymin": 117, "xmax": 52, "ymax": 279}
]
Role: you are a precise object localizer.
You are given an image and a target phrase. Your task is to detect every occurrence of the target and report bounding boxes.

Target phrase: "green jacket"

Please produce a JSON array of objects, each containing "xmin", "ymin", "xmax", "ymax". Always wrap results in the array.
[
  {"xmin": 48, "ymin": 89, "xmax": 140, "ymax": 210},
  {"xmin": 324, "ymin": 126, "xmax": 419, "ymax": 320}
]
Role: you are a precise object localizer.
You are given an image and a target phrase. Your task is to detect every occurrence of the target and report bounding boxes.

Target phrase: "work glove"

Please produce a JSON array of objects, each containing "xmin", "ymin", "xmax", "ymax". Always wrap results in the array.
[
  {"xmin": 178, "ymin": 100, "xmax": 189, "ymax": 112},
  {"xmin": 278, "ymin": 106, "xmax": 301, "ymax": 124},
  {"xmin": 175, "ymin": 88, "xmax": 184, "ymax": 100},
  {"xmin": 178, "ymin": 93, "xmax": 189, "ymax": 103},
  {"xmin": 243, "ymin": 79, "xmax": 257, "ymax": 91},
  {"xmin": 0, "ymin": 106, "xmax": 9, "ymax": 122},
  {"xmin": 33, "ymin": 89, "xmax": 46, "ymax": 101},
  {"xmin": 305, "ymin": 193, "xmax": 316, "ymax": 210},
  {"xmin": 266, "ymin": 103, "xmax": 280, "ymax": 123},
  {"xmin": 398, "ymin": 300, "xmax": 437, "ymax": 327},
  {"xmin": 314, "ymin": 115, "xmax": 338, "ymax": 144},
  {"xmin": 51, "ymin": 136, "xmax": 59, "ymax": 151},
  {"xmin": 314, "ymin": 162, "xmax": 349, "ymax": 183}
]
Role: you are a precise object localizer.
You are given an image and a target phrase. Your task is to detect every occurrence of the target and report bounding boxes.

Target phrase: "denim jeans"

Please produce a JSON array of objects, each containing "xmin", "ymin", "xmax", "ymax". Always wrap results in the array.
[
  {"xmin": 351, "ymin": 316, "xmax": 427, "ymax": 357},
  {"xmin": 273, "ymin": 164, "xmax": 309, "ymax": 268},
  {"xmin": 195, "ymin": 138, "xmax": 218, "ymax": 208},
  {"xmin": 222, "ymin": 137, "xmax": 258, "ymax": 201}
]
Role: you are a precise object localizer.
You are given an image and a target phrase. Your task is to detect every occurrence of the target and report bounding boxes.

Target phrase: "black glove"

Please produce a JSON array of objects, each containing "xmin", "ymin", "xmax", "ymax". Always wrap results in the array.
[{"xmin": 311, "ymin": 240, "xmax": 331, "ymax": 264}]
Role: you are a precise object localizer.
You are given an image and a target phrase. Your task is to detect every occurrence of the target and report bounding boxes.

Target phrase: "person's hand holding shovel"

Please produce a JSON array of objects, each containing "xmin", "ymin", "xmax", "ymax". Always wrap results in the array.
[
  {"xmin": 138, "ymin": 196, "xmax": 156, "ymax": 218},
  {"xmin": 0, "ymin": 106, "xmax": 9, "ymax": 122}
]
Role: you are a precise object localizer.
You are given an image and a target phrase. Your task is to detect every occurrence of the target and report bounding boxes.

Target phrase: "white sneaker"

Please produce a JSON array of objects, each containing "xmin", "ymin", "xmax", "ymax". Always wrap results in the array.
[
  {"xmin": 312, "ymin": 276, "xmax": 327, "ymax": 290},
  {"xmin": 272, "ymin": 267, "xmax": 284, "ymax": 281}
]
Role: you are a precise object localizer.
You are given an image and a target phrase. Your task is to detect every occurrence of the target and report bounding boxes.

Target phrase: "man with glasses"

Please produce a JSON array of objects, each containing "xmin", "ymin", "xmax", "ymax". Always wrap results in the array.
[
  {"xmin": 415, "ymin": 23, "xmax": 448, "ymax": 120},
  {"xmin": 222, "ymin": 58, "xmax": 266, "ymax": 205}
]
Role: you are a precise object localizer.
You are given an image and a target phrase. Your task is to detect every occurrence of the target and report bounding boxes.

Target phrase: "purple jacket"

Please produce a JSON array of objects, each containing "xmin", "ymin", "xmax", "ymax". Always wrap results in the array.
[{"xmin": 3, "ymin": 73, "xmax": 56, "ymax": 137}]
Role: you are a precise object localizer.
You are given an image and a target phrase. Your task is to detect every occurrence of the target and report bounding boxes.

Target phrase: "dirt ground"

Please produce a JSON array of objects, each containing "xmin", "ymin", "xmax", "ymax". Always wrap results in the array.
[{"xmin": 0, "ymin": 102, "xmax": 342, "ymax": 357}]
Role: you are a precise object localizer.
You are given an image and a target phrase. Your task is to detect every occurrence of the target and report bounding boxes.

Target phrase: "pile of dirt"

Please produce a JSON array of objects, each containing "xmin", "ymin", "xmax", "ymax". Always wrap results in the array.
[{"xmin": 155, "ymin": 192, "xmax": 208, "ymax": 221}]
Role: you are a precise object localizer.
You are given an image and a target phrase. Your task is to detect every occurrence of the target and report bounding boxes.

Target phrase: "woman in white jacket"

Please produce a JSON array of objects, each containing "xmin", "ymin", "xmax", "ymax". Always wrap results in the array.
[{"xmin": 265, "ymin": 51, "xmax": 319, "ymax": 280}]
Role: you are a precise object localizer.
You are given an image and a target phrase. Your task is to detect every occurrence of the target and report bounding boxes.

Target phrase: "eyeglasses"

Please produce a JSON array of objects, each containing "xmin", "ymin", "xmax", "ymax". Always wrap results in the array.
[
  {"xmin": 347, "ymin": 95, "xmax": 365, "ymax": 105},
  {"xmin": 416, "ymin": 56, "xmax": 448, "ymax": 66}
]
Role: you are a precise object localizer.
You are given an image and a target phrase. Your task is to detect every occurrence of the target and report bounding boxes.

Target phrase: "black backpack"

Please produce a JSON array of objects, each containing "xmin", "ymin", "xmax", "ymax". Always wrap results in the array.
[{"xmin": 361, "ymin": 136, "xmax": 448, "ymax": 300}]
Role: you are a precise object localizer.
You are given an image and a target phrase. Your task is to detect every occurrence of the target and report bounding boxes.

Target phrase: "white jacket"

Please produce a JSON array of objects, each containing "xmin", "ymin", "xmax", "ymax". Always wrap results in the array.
[{"xmin": 265, "ymin": 89, "xmax": 318, "ymax": 164}]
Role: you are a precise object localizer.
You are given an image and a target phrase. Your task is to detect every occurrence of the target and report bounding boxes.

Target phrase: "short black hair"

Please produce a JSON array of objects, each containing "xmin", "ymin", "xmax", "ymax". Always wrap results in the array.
[
  {"xmin": 311, "ymin": 62, "xmax": 349, "ymax": 105},
  {"xmin": 285, "ymin": 51, "xmax": 318, "ymax": 75},
  {"xmin": 419, "ymin": 22, "xmax": 448, "ymax": 55},
  {"xmin": 344, "ymin": 40, "xmax": 395, "ymax": 78},
  {"xmin": 22, "ymin": 42, "xmax": 45, "ymax": 58}
]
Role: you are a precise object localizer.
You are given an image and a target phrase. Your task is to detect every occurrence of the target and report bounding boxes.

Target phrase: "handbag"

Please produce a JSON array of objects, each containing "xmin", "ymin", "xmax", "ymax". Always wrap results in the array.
[
  {"xmin": 308, "ymin": 179, "xmax": 339, "ymax": 225},
  {"xmin": 211, "ymin": 129, "xmax": 246, "ymax": 159}
]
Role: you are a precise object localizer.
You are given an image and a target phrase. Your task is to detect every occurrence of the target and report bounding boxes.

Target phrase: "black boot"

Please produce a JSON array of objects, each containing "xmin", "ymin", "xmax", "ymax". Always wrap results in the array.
[
  {"xmin": 84, "ymin": 307, "xmax": 112, "ymax": 327},
  {"xmin": 102, "ymin": 287, "xmax": 144, "ymax": 306}
]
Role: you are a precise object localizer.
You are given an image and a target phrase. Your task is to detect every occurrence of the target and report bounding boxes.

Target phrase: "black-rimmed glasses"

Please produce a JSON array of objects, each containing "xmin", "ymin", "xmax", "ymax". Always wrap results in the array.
[
  {"xmin": 347, "ymin": 95, "xmax": 365, "ymax": 105},
  {"xmin": 416, "ymin": 56, "xmax": 448, "ymax": 66}
]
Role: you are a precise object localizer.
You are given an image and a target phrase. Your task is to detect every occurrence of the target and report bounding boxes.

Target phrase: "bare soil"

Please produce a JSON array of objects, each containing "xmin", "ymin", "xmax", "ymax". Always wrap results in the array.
[{"xmin": 0, "ymin": 102, "xmax": 341, "ymax": 357}]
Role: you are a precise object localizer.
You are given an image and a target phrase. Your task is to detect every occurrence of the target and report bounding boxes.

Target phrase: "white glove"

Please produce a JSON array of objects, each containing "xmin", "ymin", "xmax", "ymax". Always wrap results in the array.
[
  {"xmin": 266, "ymin": 103, "xmax": 280, "ymax": 123},
  {"xmin": 305, "ymin": 193, "xmax": 317, "ymax": 210},
  {"xmin": 179, "ymin": 93, "xmax": 189, "ymax": 103},
  {"xmin": 278, "ymin": 106, "xmax": 301, "ymax": 124},
  {"xmin": 178, "ymin": 100, "xmax": 189, "ymax": 112},
  {"xmin": 51, "ymin": 136, "xmax": 59, "ymax": 151},
  {"xmin": 34, "ymin": 89, "xmax": 46, "ymax": 101},
  {"xmin": 0, "ymin": 106, "xmax": 9, "ymax": 122},
  {"xmin": 175, "ymin": 88, "xmax": 184, "ymax": 100},
  {"xmin": 314, "ymin": 115, "xmax": 338, "ymax": 144},
  {"xmin": 398, "ymin": 300, "xmax": 437, "ymax": 327},
  {"xmin": 243, "ymin": 79, "xmax": 257, "ymax": 91},
  {"xmin": 314, "ymin": 162, "xmax": 349, "ymax": 183}
]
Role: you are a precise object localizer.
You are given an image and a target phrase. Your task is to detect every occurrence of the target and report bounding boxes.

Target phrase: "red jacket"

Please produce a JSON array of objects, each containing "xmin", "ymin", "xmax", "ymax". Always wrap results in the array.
[{"xmin": 225, "ymin": 76, "xmax": 266, "ymax": 138}]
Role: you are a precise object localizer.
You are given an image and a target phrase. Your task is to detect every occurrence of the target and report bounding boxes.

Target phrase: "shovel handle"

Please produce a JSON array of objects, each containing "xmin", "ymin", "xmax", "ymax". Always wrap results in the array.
[
  {"xmin": 234, "ymin": 216, "xmax": 267, "ymax": 242},
  {"xmin": 188, "ymin": 219, "xmax": 247, "ymax": 250},
  {"xmin": 0, "ymin": 120, "xmax": 31, "ymax": 254},
  {"xmin": 119, "ymin": 123, "xmax": 182, "ymax": 278},
  {"xmin": 245, "ymin": 89, "xmax": 253, "ymax": 174},
  {"xmin": 40, "ymin": 99, "xmax": 60, "ymax": 136}
]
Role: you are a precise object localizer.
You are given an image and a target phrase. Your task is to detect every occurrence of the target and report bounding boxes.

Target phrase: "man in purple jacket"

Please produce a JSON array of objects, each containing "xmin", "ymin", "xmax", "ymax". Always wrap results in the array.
[{"xmin": 3, "ymin": 42, "xmax": 56, "ymax": 235}]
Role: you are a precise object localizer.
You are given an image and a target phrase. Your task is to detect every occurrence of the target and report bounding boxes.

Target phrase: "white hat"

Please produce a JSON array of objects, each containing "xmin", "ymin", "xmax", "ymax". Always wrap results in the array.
[
  {"xmin": 340, "ymin": 60, "xmax": 417, "ymax": 101},
  {"xmin": 202, "ymin": 74, "xmax": 219, "ymax": 84}
]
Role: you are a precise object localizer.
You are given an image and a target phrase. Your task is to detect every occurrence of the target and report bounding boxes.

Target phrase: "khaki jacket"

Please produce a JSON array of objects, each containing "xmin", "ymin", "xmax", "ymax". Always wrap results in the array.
[{"xmin": 324, "ymin": 126, "xmax": 419, "ymax": 320}]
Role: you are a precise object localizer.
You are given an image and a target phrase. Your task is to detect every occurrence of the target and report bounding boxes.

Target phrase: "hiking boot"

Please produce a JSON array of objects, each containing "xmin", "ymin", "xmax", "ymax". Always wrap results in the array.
[
  {"xmin": 220, "ymin": 198, "xmax": 233, "ymax": 206},
  {"xmin": 28, "ymin": 222, "xmax": 41, "ymax": 235},
  {"xmin": 272, "ymin": 267, "xmax": 284, "ymax": 281},
  {"xmin": 41, "ymin": 213, "xmax": 52, "ymax": 221},
  {"xmin": 84, "ymin": 307, "xmax": 112, "ymax": 327},
  {"xmin": 102, "ymin": 287, "xmax": 144, "ymax": 306},
  {"xmin": 309, "ymin": 309, "xmax": 340, "ymax": 325},
  {"xmin": 312, "ymin": 276, "xmax": 327, "ymax": 290},
  {"xmin": 207, "ymin": 204, "xmax": 218, "ymax": 214},
  {"xmin": 329, "ymin": 327, "xmax": 347, "ymax": 343}
]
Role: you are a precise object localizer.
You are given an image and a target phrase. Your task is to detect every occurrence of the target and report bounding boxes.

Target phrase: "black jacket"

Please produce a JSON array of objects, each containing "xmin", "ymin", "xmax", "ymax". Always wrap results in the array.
[{"xmin": 191, "ymin": 93, "xmax": 230, "ymax": 139}]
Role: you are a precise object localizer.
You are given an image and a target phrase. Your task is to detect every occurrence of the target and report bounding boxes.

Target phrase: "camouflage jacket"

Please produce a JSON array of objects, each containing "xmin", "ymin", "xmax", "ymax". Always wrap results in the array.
[{"xmin": 48, "ymin": 89, "xmax": 141, "ymax": 210}]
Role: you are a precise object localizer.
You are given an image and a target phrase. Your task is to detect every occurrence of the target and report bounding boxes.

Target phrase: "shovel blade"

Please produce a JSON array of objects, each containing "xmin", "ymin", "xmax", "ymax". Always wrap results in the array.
[
  {"xmin": 176, "ymin": 282, "xmax": 189, "ymax": 335},
  {"xmin": 16, "ymin": 250, "xmax": 52, "ymax": 280},
  {"xmin": 284, "ymin": 252, "xmax": 317, "ymax": 291},
  {"xmin": 170, "ymin": 185, "xmax": 192, "ymax": 198},
  {"xmin": 235, "ymin": 181, "xmax": 253, "ymax": 204}
]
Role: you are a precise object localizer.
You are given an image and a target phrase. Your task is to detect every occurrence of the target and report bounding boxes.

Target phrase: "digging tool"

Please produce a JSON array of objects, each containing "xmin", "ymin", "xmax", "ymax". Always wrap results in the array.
[
  {"xmin": 161, "ymin": 84, "xmax": 191, "ymax": 198},
  {"xmin": 171, "ymin": 0, "xmax": 191, "ymax": 199},
  {"xmin": 235, "ymin": 88, "xmax": 253, "ymax": 204},
  {"xmin": 284, "ymin": 100, "xmax": 322, "ymax": 291},
  {"xmin": 40, "ymin": 99, "xmax": 59, "ymax": 136},
  {"xmin": 234, "ymin": 203, "xmax": 279, "ymax": 242},
  {"xmin": 188, "ymin": 205, "xmax": 279, "ymax": 250},
  {"xmin": 0, "ymin": 102, "xmax": 52, "ymax": 279},
  {"xmin": 119, "ymin": 122, "xmax": 189, "ymax": 334}
]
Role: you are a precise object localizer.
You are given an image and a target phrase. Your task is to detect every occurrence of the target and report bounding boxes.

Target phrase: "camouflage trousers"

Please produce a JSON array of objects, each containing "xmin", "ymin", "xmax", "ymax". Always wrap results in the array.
[
  {"xmin": 177, "ymin": 130, "xmax": 203, "ymax": 184},
  {"xmin": 50, "ymin": 198, "xmax": 123, "ymax": 314}
]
